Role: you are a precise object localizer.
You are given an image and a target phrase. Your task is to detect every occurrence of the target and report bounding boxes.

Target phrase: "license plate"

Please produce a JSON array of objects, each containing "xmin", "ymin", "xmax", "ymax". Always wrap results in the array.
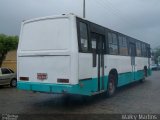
[{"xmin": 37, "ymin": 73, "xmax": 48, "ymax": 80}]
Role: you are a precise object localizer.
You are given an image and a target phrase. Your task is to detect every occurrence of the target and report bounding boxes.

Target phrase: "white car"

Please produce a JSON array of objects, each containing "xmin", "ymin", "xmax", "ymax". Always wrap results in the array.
[
  {"xmin": 0, "ymin": 68, "xmax": 17, "ymax": 87},
  {"xmin": 151, "ymin": 64, "xmax": 160, "ymax": 70}
]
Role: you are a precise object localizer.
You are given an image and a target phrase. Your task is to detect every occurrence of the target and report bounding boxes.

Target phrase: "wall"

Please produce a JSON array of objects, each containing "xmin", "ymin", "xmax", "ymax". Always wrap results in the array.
[{"xmin": 1, "ymin": 50, "xmax": 17, "ymax": 72}]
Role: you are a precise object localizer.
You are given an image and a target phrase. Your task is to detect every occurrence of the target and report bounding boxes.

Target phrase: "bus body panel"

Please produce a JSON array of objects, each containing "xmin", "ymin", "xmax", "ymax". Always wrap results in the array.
[
  {"xmin": 18, "ymin": 55, "xmax": 71, "ymax": 84},
  {"xmin": 105, "ymin": 55, "xmax": 132, "ymax": 74},
  {"xmin": 78, "ymin": 53, "xmax": 92, "ymax": 80},
  {"xmin": 19, "ymin": 17, "xmax": 70, "ymax": 51},
  {"xmin": 136, "ymin": 57, "xmax": 148, "ymax": 71}
]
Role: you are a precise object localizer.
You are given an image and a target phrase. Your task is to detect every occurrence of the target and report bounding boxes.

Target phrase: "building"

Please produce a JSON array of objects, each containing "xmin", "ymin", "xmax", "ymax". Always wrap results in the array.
[{"xmin": 1, "ymin": 50, "xmax": 17, "ymax": 72}]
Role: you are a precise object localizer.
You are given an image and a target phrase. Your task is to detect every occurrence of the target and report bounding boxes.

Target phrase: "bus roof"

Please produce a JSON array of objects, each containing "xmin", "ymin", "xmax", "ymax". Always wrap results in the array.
[
  {"xmin": 22, "ymin": 13, "xmax": 150, "ymax": 47},
  {"xmin": 22, "ymin": 13, "xmax": 77, "ymax": 24}
]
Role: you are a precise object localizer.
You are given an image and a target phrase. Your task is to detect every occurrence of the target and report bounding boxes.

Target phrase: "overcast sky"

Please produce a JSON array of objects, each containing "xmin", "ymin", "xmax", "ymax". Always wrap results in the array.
[{"xmin": 0, "ymin": 0, "xmax": 160, "ymax": 48}]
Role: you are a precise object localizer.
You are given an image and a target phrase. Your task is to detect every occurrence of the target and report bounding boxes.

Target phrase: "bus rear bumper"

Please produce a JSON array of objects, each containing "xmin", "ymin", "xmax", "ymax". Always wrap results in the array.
[{"xmin": 17, "ymin": 81, "xmax": 94, "ymax": 96}]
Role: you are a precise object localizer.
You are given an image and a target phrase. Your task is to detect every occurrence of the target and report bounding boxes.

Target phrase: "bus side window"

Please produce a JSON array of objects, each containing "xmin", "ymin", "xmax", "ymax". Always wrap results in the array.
[
  {"xmin": 79, "ymin": 22, "xmax": 89, "ymax": 52},
  {"xmin": 108, "ymin": 32, "xmax": 118, "ymax": 55},
  {"xmin": 142, "ymin": 43, "xmax": 146, "ymax": 57},
  {"xmin": 119, "ymin": 36, "xmax": 128, "ymax": 56},
  {"xmin": 136, "ymin": 42, "xmax": 142, "ymax": 57}
]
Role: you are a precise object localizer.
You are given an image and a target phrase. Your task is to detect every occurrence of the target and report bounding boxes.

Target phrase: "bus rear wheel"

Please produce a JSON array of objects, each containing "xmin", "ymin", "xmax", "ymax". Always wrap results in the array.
[{"xmin": 107, "ymin": 74, "xmax": 116, "ymax": 97}]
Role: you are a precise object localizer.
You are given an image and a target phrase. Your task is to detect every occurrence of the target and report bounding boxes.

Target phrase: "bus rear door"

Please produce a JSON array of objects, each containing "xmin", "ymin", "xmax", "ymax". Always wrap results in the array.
[{"xmin": 92, "ymin": 33, "xmax": 105, "ymax": 92}]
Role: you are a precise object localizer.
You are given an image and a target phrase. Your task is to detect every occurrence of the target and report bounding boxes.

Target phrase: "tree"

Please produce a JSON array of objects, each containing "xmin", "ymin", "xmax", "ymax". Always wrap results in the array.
[
  {"xmin": 0, "ymin": 34, "xmax": 19, "ymax": 66},
  {"xmin": 152, "ymin": 48, "xmax": 160, "ymax": 64}
]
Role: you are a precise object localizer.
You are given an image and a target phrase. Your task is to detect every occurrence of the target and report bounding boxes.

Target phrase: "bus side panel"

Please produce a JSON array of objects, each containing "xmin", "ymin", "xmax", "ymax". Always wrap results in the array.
[
  {"xmin": 135, "ymin": 57, "xmax": 148, "ymax": 71},
  {"xmin": 78, "ymin": 53, "xmax": 98, "ymax": 93},
  {"xmin": 105, "ymin": 55, "xmax": 133, "ymax": 87},
  {"xmin": 106, "ymin": 55, "xmax": 150, "ymax": 87},
  {"xmin": 135, "ymin": 57, "xmax": 148, "ymax": 80},
  {"xmin": 70, "ymin": 15, "xmax": 79, "ymax": 85},
  {"xmin": 78, "ymin": 53, "xmax": 92, "ymax": 80}
]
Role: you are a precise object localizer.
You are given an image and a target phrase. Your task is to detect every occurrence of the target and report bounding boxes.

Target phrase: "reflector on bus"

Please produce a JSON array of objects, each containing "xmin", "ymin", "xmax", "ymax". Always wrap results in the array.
[
  {"xmin": 20, "ymin": 77, "xmax": 29, "ymax": 81},
  {"xmin": 57, "ymin": 78, "xmax": 69, "ymax": 83}
]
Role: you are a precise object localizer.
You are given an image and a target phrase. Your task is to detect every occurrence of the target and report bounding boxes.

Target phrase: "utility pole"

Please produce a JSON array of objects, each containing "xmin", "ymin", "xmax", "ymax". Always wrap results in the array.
[{"xmin": 83, "ymin": 0, "xmax": 85, "ymax": 18}]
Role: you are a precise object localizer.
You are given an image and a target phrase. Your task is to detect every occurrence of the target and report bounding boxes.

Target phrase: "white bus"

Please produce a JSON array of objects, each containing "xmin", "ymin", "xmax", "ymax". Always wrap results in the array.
[{"xmin": 17, "ymin": 14, "xmax": 151, "ymax": 96}]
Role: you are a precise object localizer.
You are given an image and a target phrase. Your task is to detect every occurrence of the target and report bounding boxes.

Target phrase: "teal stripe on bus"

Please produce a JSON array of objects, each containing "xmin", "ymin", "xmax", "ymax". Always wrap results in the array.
[{"xmin": 17, "ymin": 69, "xmax": 151, "ymax": 96}]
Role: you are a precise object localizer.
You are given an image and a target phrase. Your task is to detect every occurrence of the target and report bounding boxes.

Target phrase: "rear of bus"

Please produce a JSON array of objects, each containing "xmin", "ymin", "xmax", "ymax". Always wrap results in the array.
[{"xmin": 17, "ymin": 14, "xmax": 80, "ymax": 95}]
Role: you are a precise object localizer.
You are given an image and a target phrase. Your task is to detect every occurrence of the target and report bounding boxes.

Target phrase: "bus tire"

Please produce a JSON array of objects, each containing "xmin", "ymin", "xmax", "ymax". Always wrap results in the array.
[{"xmin": 107, "ymin": 74, "xmax": 116, "ymax": 97}]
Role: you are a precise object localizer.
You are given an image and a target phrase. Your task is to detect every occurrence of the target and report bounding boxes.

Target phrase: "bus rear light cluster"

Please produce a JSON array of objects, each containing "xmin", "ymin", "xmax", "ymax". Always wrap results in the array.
[
  {"xmin": 57, "ymin": 78, "xmax": 69, "ymax": 83},
  {"xmin": 20, "ymin": 77, "xmax": 29, "ymax": 81}
]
